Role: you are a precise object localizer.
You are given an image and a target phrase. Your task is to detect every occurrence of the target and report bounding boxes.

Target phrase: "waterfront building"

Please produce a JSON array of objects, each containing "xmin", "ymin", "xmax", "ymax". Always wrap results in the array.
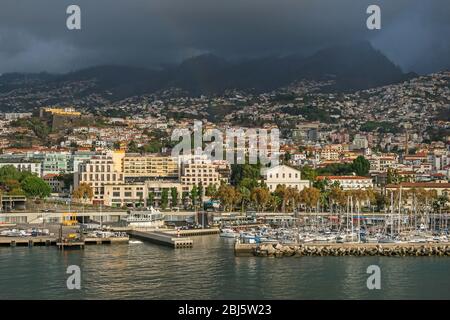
[
  {"xmin": 74, "ymin": 153, "xmax": 125, "ymax": 205},
  {"xmin": 123, "ymin": 154, "xmax": 178, "ymax": 182},
  {"xmin": 180, "ymin": 161, "xmax": 224, "ymax": 192},
  {"xmin": 263, "ymin": 165, "xmax": 310, "ymax": 191},
  {"xmin": 103, "ymin": 180, "xmax": 184, "ymax": 208}
]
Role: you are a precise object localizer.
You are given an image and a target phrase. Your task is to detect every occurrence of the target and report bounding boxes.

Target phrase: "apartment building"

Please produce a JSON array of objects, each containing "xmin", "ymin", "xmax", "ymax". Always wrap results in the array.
[
  {"xmin": 368, "ymin": 154, "xmax": 398, "ymax": 172},
  {"xmin": 123, "ymin": 154, "xmax": 178, "ymax": 182},
  {"xmin": 75, "ymin": 153, "xmax": 125, "ymax": 204},
  {"xmin": 320, "ymin": 144, "xmax": 342, "ymax": 161},
  {"xmin": 180, "ymin": 162, "xmax": 223, "ymax": 192}
]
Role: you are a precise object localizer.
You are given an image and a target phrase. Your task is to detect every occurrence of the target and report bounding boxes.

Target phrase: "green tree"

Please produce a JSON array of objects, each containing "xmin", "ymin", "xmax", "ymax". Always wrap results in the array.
[
  {"xmin": 239, "ymin": 186, "xmax": 251, "ymax": 212},
  {"xmin": 197, "ymin": 182, "xmax": 204, "ymax": 204},
  {"xmin": 190, "ymin": 185, "xmax": 199, "ymax": 208},
  {"xmin": 21, "ymin": 176, "xmax": 52, "ymax": 199},
  {"xmin": 161, "ymin": 189, "xmax": 169, "ymax": 209},
  {"xmin": 238, "ymin": 177, "xmax": 259, "ymax": 191},
  {"xmin": 352, "ymin": 156, "xmax": 370, "ymax": 176},
  {"xmin": 170, "ymin": 187, "xmax": 178, "ymax": 207},
  {"xmin": 147, "ymin": 192, "xmax": 155, "ymax": 207},
  {"xmin": 205, "ymin": 184, "xmax": 217, "ymax": 197},
  {"xmin": 231, "ymin": 163, "xmax": 261, "ymax": 186},
  {"xmin": 301, "ymin": 165, "xmax": 317, "ymax": 181}
]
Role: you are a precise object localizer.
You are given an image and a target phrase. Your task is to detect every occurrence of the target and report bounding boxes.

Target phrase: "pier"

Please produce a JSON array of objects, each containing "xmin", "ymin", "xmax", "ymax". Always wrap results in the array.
[
  {"xmin": 0, "ymin": 237, "xmax": 56, "ymax": 247},
  {"xmin": 0, "ymin": 236, "xmax": 128, "ymax": 247},
  {"xmin": 163, "ymin": 228, "xmax": 220, "ymax": 237},
  {"xmin": 129, "ymin": 230, "xmax": 193, "ymax": 248}
]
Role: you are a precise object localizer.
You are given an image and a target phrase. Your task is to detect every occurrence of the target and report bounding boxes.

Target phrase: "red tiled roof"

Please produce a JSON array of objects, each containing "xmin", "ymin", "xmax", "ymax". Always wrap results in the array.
[{"xmin": 317, "ymin": 175, "xmax": 372, "ymax": 180}]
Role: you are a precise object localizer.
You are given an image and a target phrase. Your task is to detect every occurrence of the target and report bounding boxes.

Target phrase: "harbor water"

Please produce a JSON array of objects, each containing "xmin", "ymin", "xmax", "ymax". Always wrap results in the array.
[{"xmin": 1, "ymin": 235, "xmax": 449, "ymax": 299}]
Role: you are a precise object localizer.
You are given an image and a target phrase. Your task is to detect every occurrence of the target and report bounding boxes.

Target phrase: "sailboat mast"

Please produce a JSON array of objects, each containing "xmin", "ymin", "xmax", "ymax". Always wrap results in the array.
[{"xmin": 398, "ymin": 186, "xmax": 402, "ymax": 236}]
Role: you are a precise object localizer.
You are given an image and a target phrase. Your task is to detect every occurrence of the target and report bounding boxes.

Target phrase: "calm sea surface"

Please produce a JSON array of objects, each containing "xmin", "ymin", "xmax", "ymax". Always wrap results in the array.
[{"xmin": 1, "ymin": 235, "xmax": 449, "ymax": 299}]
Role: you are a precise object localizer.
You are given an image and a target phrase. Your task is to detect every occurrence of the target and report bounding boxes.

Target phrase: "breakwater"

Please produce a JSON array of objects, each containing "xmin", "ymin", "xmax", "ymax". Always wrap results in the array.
[{"xmin": 235, "ymin": 242, "xmax": 450, "ymax": 257}]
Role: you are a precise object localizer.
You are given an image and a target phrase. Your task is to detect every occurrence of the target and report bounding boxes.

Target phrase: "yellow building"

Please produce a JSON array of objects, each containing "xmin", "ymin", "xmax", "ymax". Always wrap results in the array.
[{"xmin": 123, "ymin": 155, "xmax": 178, "ymax": 182}]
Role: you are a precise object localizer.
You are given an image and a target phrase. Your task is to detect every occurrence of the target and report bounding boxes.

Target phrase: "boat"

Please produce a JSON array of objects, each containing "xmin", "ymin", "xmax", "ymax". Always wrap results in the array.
[
  {"xmin": 124, "ymin": 207, "xmax": 165, "ymax": 228},
  {"xmin": 129, "ymin": 240, "xmax": 143, "ymax": 244},
  {"xmin": 0, "ymin": 229, "xmax": 31, "ymax": 237},
  {"xmin": 219, "ymin": 228, "xmax": 239, "ymax": 238}
]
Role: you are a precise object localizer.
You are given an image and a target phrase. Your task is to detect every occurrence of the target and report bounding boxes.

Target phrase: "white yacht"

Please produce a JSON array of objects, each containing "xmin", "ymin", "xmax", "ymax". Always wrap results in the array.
[
  {"xmin": 219, "ymin": 228, "xmax": 239, "ymax": 238},
  {"xmin": 124, "ymin": 207, "xmax": 165, "ymax": 228}
]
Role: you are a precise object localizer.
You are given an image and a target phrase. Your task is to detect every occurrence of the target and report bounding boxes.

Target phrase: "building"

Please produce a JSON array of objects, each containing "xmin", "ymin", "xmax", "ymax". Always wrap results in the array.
[
  {"xmin": 74, "ymin": 153, "xmax": 125, "ymax": 205},
  {"xmin": 316, "ymin": 175, "xmax": 374, "ymax": 190},
  {"xmin": 368, "ymin": 154, "xmax": 398, "ymax": 172},
  {"xmin": 385, "ymin": 182, "xmax": 450, "ymax": 208},
  {"xmin": 123, "ymin": 155, "xmax": 178, "ymax": 182},
  {"xmin": 39, "ymin": 107, "xmax": 82, "ymax": 130},
  {"xmin": 42, "ymin": 152, "xmax": 71, "ymax": 175},
  {"xmin": 320, "ymin": 145, "xmax": 342, "ymax": 161},
  {"xmin": 42, "ymin": 174, "xmax": 65, "ymax": 194},
  {"xmin": 180, "ymin": 162, "xmax": 223, "ymax": 193},
  {"xmin": 263, "ymin": 165, "xmax": 310, "ymax": 191},
  {"xmin": 1, "ymin": 113, "xmax": 32, "ymax": 120},
  {"xmin": 352, "ymin": 134, "xmax": 369, "ymax": 150},
  {"xmin": 103, "ymin": 180, "xmax": 185, "ymax": 208},
  {"xmin": 0, "ymin": 160, "xmax": 42, "ymax": 177}
]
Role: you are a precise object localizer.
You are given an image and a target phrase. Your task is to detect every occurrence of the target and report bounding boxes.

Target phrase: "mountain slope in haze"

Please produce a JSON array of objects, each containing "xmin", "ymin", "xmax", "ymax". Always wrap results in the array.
[{"xmin": 0, "ymin": 41, "xmax": 415, "ymax": 104}]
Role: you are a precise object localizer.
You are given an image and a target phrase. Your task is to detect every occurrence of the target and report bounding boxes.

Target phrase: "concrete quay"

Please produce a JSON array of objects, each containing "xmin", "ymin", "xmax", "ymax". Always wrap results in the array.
[{"xmin": 129, "ymin": 230, "xmax": 193, "ymax": 248}]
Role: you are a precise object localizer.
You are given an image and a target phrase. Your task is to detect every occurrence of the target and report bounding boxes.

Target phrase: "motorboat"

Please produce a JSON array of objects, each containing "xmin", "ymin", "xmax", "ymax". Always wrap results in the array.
[
  {"xmin": 124, "ymin": 207, "xmax": 165, "ymax": 228},
  {"xmin": 219, "ymin": 228, "xmax": 239, "ymax": 238}
]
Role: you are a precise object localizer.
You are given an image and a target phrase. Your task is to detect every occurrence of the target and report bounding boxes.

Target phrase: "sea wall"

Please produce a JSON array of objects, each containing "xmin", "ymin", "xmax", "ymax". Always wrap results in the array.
[{"xmin": 235, "ymin": 242, "xmax": 450, "ymax": 257}]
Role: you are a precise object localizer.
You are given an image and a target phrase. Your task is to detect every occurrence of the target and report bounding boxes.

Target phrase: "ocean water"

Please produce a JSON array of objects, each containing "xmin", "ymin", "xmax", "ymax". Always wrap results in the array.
[{"xmin": 1, "ymin": 235, "xmax": 449, "ymax": 299}]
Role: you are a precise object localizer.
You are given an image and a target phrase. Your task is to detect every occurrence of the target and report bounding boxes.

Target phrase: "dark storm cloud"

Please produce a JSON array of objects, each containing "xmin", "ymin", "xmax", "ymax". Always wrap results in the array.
[{"xmin": 0, "ymin": 0, "xmax": 448, "ymax": 73}]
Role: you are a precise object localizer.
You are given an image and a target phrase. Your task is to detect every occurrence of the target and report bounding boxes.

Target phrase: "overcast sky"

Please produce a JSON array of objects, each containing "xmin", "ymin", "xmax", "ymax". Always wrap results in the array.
[{"xmin": 0, "ymin": 0, "xmax": 449, "ymax": 74}]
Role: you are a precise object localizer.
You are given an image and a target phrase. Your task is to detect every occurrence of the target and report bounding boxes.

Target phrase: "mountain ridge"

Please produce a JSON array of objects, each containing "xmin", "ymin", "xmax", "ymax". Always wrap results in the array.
[{"xmin": 0, "ymin": 41, "xmax": 416, "ymax": 101}]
